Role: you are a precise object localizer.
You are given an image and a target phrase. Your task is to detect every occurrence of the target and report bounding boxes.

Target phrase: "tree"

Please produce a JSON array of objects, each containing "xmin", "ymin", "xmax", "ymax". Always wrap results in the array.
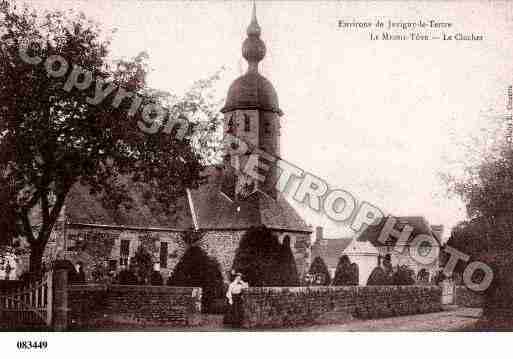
[
  {"xmin": 442, "ymin": 219, "xmax": 493, "ymax": 275},
  {"xmin": 150, "ymin": 270, "xmax": 163, "ymax": 286},
  {"xmin": 278, "ymin": 235, "xmax": 300, "ymax": 286},
  {"xmin": 366, "ymin": 266, "xmax": 390, "ymax": 286},
  {"xmin": 392, "ymin": 265, "xmax": 415, "ymax": 285},
  {"xmin": 168, "ymin": 246, "xmax": 224, "ymax": 313},
  {"xmin": 232, "ymin": 227, "xmax": 300, "ymax": 287},
  {"xmin": 440, "ymin": 104, "xmax": 513, "ymax": 221},
  {"xmin": 441, "ymin": 104, "xmax": 513, "ymax": 318},
  {"xmin": 332, "ymin": 255, "xmax": 358, "ymax": 285},
  {"xmin": 0, "ymin": 4, "xmax": 220, "ymax": 275},
  {"xmin": 308, "ymin": 256, "xmax": 331, "ymax": 285},
  {"xmin": 0, "ymin": 175, "xmax": 19, "ymax": 246}
]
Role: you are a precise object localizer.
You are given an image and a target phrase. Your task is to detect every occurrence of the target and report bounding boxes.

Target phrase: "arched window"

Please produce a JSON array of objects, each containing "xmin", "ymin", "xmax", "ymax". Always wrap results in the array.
[
  {"xmin": 283, "ymin": 235, "xmax": 291, "ymax": 248},
  {"xmin": 244, "ymin": 114, "xmax": 250, "ymax": 132},
  {"xmin": 264, "ymin": 121, "xmax": 271, "ymax": 134},
  {"xmin": 227, "ymin": 115, "xmax": 235, "ymax": 134}
]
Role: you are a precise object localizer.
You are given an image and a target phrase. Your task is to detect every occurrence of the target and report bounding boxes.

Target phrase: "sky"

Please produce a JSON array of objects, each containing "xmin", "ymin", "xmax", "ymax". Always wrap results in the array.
[{"xmin": 23, "ymin": 0, "xmax": 513, "ymax": 239}]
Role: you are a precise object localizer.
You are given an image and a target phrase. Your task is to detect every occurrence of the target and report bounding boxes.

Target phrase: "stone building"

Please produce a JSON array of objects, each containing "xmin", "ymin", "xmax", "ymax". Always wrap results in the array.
[
  {"xmin": 311, "ymin": 217, "xmax": 443, "ymax": 285},
  {"xmin": 357, "ymin": 216, "xmax": 443, "ymax": 282},
  {"xmin": 37, "ymin": 5, "xmax": 312, "ymax": 283},
  {"xmin": 310, "ymin": 226, "xmax": 379, "ymax": 285},
  {"xmin": 310, "ymin": 227, "xmax": 352, "ymax": 279}
]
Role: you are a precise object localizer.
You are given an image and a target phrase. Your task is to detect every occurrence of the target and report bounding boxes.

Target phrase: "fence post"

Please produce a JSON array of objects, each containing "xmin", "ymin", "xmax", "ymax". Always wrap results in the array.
[
  {"xmin": 46, "ymin": 272, "xmax": 53, "ymax": 326},
  {"xmin": 52, "ymin": 261, "xmax": 69, "ymax": 331}
]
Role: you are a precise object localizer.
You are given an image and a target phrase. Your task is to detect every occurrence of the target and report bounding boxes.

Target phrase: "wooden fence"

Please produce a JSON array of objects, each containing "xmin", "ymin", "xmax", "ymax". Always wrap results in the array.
[{"xmin": 0, "ymin": 272, "xmax": 53, "ymax": 330}]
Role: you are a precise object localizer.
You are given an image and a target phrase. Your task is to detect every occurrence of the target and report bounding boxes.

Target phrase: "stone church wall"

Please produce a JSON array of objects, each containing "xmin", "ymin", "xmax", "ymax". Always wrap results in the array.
[
  {"xmin": 41, "ymin": 225, "xmax": 311, "ymax": 285},
  {"xmin": 196, "ymin": 229, "xmax": 311, "ymax": 282},
  {"xmin": 196, "ymin": 230, "xmax": 245, "ymax": 281},
  {"xmin": 47, "ymin": 225, "xmax": 187, "ymax": 282}
]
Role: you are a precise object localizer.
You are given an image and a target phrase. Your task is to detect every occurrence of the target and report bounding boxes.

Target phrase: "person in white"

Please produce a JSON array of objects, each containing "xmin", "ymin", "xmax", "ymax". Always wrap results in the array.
[
  {"xmin": 226, "ymin": 273, "xmax": 248, "ymax": 304},
  {"xmin": 8, "ymin": 258, "xmax": 17, "ymax": 280},
  {"xmin": 225, "ymin": 272, "xmax": 248, "ymax": 327}
]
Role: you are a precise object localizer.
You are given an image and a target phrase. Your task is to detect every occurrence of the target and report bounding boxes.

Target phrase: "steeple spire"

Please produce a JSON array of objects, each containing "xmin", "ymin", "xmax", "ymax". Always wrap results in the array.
[
  {"xmin": 242, "ymin": 1, "xmax": 266, "ymax": 73},
  {"xmin": 247, "ymin": 1, "xmax": 261, "ymax": 37}
]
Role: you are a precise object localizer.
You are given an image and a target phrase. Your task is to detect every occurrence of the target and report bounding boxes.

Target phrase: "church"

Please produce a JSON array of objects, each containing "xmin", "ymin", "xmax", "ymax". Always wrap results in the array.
[{"xmin": 38, "ymin": 4, "xmax": 313, "ymax": 283}]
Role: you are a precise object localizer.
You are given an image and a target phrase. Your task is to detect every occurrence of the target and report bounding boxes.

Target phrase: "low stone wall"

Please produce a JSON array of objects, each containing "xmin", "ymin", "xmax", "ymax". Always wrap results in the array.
[
  {"xmin": 455, "ymin": 286, "xmax": 484, "ymax": 308},
  {"xmin": 68, "ymin": 285, "xmax": 202, "ymax": 329},
  {"xmin": 241, "ymin": 285, "xmax": 442, "ymax": 328}
]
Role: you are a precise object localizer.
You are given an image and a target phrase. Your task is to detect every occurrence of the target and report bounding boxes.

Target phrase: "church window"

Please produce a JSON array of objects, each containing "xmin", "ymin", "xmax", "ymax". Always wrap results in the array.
[
  {"xmin": 227, "ymin": 115, "xmax": 235, "ymax": 134},
  {"xmin": 120, "ymin": 239, "xmax": 130, "ymax": 266},
  {"xmin": 244, "ymin": 114, "xmax": 250, "ymax": 131},
  {"xmin": 283, "ymin": 235, "xmax": 291, "ymax": 247},
  {"xmin": 160, "ymin": 242, "xmax": 168, "ymax": 269},
  {"xmin": 108, "ymin": 259, "xmax": 117, "ymax": 272},
  {"xmin": 264, "ymin": 122, "xmax": 271, "ymax": 134}
]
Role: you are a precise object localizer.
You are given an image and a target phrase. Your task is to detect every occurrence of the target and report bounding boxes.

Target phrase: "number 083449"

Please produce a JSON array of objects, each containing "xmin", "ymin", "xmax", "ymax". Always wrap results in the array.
[{"xmin": 17, "ymin": 341, "xmax": 48, "ymax": 350}]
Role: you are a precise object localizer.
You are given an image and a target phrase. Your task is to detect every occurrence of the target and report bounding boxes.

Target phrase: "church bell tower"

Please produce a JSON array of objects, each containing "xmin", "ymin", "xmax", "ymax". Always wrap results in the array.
[{"xmin": 221, "ymin": 2, "xmax": 282, "ymax": 200}]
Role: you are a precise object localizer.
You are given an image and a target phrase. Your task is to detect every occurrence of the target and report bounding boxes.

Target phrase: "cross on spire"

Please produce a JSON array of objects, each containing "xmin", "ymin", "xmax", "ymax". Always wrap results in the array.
[
  {"xmin": 242, "ymin": 1, "xmax": 266, "ymax": 72},
  {"xmin": 247, "ymin": 0, "xmax": 261, "ymax": 37}
]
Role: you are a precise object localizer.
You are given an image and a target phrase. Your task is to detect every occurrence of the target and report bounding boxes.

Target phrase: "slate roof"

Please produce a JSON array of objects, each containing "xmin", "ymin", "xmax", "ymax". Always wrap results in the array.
[
  {"xmin": 310, "ymin": 237, "xmax": 353, "ymax": 269},
  {"xmin": 64, "ymin": 181, "xmax": 193, "ymax": 230},
  {"xmin": 60, "ymin": 166, "xmax": 310, "ymax": 232},
  {"xmin": 221, "ymin": 72, "xmax": 283, "ymax": 115},
  {"xmin": 344, "ymin": 238, "xmax": 380, "ymax": 256},
  {"xmin": 188, "ymin": 167, "xmax": 310, "ymax": 231},
  {"xmin": 356, "ymin": 216, "xmax": 442, "ymax": 247}
]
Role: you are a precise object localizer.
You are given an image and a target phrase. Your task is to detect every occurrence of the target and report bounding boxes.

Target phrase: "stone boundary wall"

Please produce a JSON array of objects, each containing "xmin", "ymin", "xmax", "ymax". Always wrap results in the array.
[
  {"xmin": 241, "ymin": 285, "xmax": 442, "ymax": 328},
  {"xmin": 455, "ymin": 286, "xmax": 484, "ymax": 308},
  {"xmin": 68, "ymin": 285, "xmax": 202, "ymax": 329}
]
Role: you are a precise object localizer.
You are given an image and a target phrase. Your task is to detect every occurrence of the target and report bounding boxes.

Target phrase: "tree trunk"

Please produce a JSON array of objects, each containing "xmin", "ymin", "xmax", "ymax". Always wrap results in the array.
[{"xmin": 29, "ymin": 241, "xmax": 46, "ymax": 277}]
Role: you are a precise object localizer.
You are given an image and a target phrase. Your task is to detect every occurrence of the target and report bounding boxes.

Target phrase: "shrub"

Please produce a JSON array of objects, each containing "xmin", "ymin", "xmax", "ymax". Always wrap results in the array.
[
  {"xmin": 150, "ymin": 271, "xmax": 163, "ymax": 286},
  {"xmin": 91, "ymin": 262, "xmax": 108, "ymax": 283},
  {"xmin": 367, "ymin": 266, "xmax": 391, "ymax": 286},
  {"xmin": 232, "ymin": 226, "xmax": 299, "ymax": 286},
  {"xmin": 431, "ymin": 270, "xmax": 446, "ymax": 285},
  {"xmin": 117, "ymin": 269, "xmax": 138, "ymax": 285},
  {"xmin": 483, "ymin": 252, "xmax": 513, "ymax": 319},
  {"xmin": 308, "ymin": 256, "xmax": 331, "ymax": 285},
  {"xmin": 278, "ymin": 236, "xmax": 300, "ymax": 286},
  {"xmin": 332, "ymin": 255, "xmax": 358, "ymax": 285},
  {"xmin": 167, "ymin": 246, "xmax": 224, "ymax": 313},
  {"xmin": 130, "ymin": 246, "xmax": 154, "ymax": 284},
  {"xmin": 416, "ymin": 268, "xmax": 430, "ymax": 283},
  {"xmin": 392, "ymin": 265, "xmax": 415, "ymax": 285}
]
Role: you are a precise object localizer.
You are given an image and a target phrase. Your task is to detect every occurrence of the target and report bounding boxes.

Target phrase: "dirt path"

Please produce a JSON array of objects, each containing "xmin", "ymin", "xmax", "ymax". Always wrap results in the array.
[
  {"xmin": 292, "ymin": 307, "xmax": 483, "ymax": 332},
  {"xmin": 89, "ymin": 307, "xmax": 483, "ymax": 331}
]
